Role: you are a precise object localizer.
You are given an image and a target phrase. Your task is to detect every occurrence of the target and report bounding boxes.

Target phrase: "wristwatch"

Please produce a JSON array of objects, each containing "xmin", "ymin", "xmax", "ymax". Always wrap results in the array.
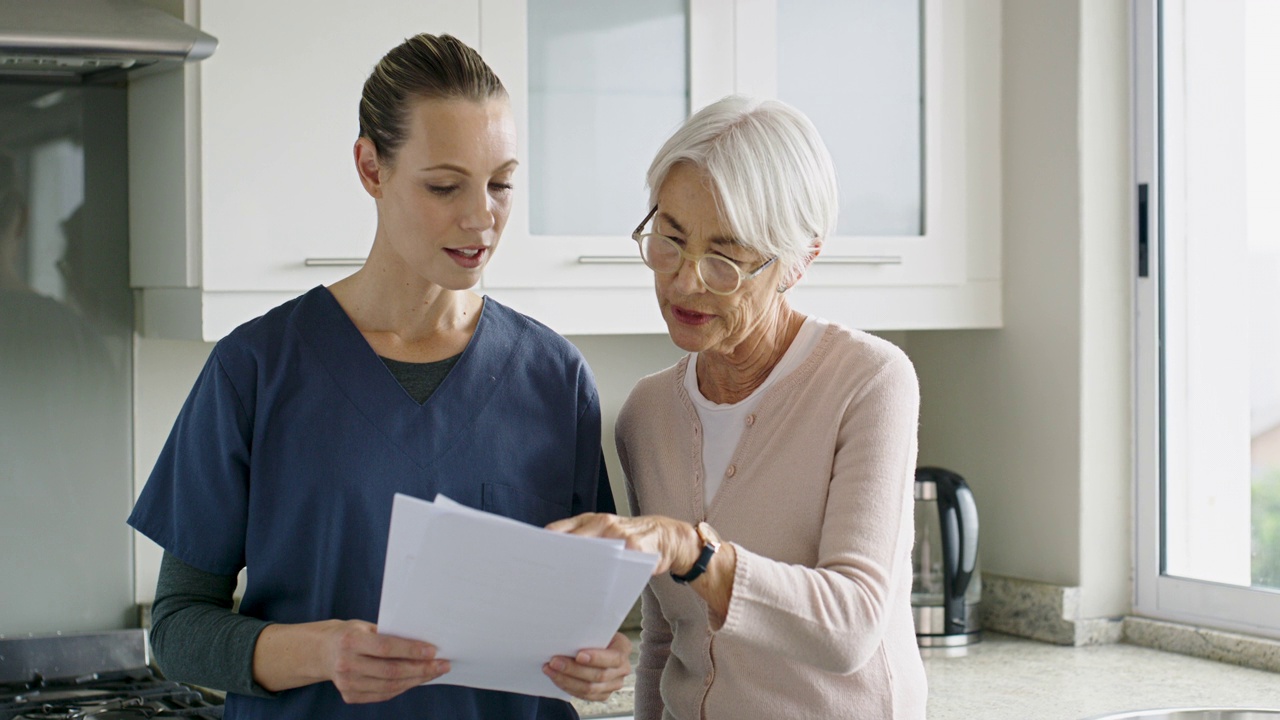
[{"xmin": 671, "ymin": 521, "xmax": 722, "ymax": 584}]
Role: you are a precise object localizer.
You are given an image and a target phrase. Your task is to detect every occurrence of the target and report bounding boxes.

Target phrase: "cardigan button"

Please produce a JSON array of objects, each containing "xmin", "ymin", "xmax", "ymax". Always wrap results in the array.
[
  {"xmin": 726, "ymin": 465, "xmax": 736, "ymax": 478},
  {"xmin": 745, "ymin": 414, "xmax": 755, "ymax": 426}
]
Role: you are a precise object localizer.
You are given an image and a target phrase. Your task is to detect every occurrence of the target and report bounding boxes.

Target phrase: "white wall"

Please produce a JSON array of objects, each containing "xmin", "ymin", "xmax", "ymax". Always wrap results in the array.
[
  {"xmin": 905, "ymin": 0, "xmax": 1132, "ymax": 618},
  {"xmin": 132, "ymin": 337, "xmax": 214, "ymax": 602}
]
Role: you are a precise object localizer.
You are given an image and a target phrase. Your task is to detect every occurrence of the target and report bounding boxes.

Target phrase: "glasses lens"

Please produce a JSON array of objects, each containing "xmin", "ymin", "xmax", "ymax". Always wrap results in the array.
[
  {"xmin": 640, "ymin": 235, "xmax": 682, "ymax": 272},
  {"xmin": 699, "ymin": 256, "xmax": 741, "ymax": 294}
]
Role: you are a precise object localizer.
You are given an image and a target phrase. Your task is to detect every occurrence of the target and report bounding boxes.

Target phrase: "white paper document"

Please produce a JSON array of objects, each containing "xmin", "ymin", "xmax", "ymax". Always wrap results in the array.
[{"xmin": 375, "ymin": 493, "xmax": 659, "ymax": 700}]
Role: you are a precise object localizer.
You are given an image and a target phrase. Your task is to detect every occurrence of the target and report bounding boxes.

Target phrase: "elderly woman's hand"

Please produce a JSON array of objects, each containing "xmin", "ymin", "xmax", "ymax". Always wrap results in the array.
[
  {"xmin": 542, "ymin": 631, "xmax": 632, "ymax": 702},
  {"xmin": 545, "ymin": 513, "xmax": 699, "ymax": 576}
]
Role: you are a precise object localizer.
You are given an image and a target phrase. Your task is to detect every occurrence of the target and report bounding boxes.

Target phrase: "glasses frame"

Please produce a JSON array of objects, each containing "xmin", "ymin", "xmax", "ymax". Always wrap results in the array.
[{"xmin": 631, "ymin": 205, "xmax": 777, "ymax": 296}]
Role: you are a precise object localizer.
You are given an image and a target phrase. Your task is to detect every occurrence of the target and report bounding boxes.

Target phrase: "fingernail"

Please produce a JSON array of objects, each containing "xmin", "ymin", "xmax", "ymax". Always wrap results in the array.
[
  {"xmin": 549, "ymin": 658, "xmax": 566, "ymax": 671},
  {"xmin": 577, "ymin": 651, "xmax": 592, "ymax": 664}
]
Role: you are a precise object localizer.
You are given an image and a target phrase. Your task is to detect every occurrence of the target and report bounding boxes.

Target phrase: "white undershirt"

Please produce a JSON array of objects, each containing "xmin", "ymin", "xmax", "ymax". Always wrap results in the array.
[{"xmin": 686, "ymin": 316, "xmax": 829, "ymax": 508}]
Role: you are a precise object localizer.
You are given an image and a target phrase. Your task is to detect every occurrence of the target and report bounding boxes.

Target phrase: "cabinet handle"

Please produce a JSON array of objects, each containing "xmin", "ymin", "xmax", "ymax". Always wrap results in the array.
[
  {"xmin": 813, "ymin": 255, "xmax": 904, "ymax": 265},
  {"xmin": 304, "ymin": 257, "xmax": 365, "ymax": 267},
  {"xmin": 576, "ymin": 255, "xmax": 902, "ymax": 266},
  {"xmin": 576, "ymin": 256, "xmax": 646, "ymax": 264}
]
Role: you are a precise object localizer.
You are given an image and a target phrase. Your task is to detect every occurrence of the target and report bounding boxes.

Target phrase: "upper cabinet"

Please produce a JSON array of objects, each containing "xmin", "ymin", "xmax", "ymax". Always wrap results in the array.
[
  {"xmin": 130, "ymin": 0, "xmax": 1000, "ymax": 341},
  {"xmin": 129, "ymin": 1, "xmax": 481, "ymax": 340},
  {"xmin": 479, "ymin": 0, "xmax": 1001, "ymax": 333}
]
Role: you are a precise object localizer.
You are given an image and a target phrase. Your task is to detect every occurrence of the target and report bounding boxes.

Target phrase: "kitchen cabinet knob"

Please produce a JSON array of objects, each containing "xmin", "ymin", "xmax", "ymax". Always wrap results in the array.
[{"xmin": 304, "ymin": 258, "xmax": 366, "ymax": 267}]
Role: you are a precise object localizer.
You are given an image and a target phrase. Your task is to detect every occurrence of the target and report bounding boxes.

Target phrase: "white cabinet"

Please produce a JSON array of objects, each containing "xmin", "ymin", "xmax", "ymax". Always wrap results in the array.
[
  {"xmin": 129, "ymin": 0, "xmax": 1000, "ymax": 340},
  {"xmin": 129, "ymin": 1, "xmax": 479, "ymax": 340},
  {"xmin": 480, "ymin": 0, "xmax": 1001, "ymax": 334}
]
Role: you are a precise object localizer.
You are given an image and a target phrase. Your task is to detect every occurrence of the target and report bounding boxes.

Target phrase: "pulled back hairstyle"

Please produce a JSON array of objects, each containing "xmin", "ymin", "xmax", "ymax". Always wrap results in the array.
[
  {"xmin": 358, "ymin": 33, "xmax": 507, "ymax": 164},
  {"xmin": 646, "ymin": 95, "xmax": 838, "ymax": 278}
]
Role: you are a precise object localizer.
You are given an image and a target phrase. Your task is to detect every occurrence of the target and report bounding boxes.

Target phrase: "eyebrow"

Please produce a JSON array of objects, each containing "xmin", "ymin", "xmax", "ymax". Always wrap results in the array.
[
  {"xmin": 658, "ymin": 211, "xmax": 741, "ymax": 247},
  {"xmin": 418, "ymin": 159, "xmax": 519, "ymax": 175}
]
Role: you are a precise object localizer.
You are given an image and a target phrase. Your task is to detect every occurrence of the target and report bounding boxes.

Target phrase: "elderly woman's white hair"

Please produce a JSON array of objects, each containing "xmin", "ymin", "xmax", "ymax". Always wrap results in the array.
[{"xmin": 645, "ymin": 95, "xmax": 838, "ymax": 284}]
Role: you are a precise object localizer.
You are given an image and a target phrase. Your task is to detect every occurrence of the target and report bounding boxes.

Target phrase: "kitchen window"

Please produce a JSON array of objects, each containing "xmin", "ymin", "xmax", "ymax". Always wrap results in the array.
[{"xmin": 1134, "ymin": 0, "xmax": 1280, "ymax": 637}]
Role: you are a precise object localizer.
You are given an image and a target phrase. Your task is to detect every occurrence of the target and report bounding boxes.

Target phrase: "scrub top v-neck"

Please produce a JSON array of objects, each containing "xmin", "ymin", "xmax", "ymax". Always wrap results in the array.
[{"xmin": 129, "ymin": 286, "xmax": 612, "ymax": 720}]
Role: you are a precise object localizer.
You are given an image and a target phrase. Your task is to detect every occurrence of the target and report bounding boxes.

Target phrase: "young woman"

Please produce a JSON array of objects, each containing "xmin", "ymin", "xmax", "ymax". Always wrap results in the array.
[{"xmin": 129, "ymin": 34, "xmax": 629, "ymax": 719}]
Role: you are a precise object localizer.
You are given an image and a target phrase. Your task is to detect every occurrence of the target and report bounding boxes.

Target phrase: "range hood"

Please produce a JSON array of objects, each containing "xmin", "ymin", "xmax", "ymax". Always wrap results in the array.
[{"xmin": 0, "ymin": 0, "xmax": 217, "ymax": 81}]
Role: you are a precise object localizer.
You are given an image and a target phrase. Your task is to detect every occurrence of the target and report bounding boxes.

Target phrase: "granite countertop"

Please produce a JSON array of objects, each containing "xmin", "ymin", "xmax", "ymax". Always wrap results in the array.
[
  {"xmin": 573, "ymin": 632, "xmax": 1280, "ymax": 719},
  {"xmin": 925, "ymin": 633, "xmax": 1280, "ymax": 720}
]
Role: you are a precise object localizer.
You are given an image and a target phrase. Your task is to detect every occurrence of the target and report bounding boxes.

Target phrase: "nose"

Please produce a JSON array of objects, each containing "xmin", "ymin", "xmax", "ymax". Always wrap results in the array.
[
  {"xmin": 460, "ymin": 189, "xmax": 496, "ymax": 232},
  {"xmin": 670, "ymin": 255, "xmax": 705, "ymax": 294}
]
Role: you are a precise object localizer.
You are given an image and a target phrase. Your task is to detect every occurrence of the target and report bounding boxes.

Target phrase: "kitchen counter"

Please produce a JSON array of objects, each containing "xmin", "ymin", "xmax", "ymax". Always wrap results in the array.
[
  {"xmin": 925, "ymin": 633, "xmax": 1280, "ymax": 720},
  {"xmin": 573, "ymin": 632, "xmax": 1280, "ymax": 719}
]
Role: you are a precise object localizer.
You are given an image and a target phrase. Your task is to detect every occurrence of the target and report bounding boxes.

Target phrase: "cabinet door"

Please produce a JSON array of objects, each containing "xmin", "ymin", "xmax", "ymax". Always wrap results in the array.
[
  {"xmin": 479, "ymin": 0, "xmax": 730, "ymax": 289},
  {"xmin": 739, "ymin": 0, "xmax": 966, "ymax": 287},
  {"xmin": 483, "ymin": 0, "xmax": 964, "ymax": 292},
  {"xmin": 198, "ymin": 1, "xmax": 479, "ymax": 292}
]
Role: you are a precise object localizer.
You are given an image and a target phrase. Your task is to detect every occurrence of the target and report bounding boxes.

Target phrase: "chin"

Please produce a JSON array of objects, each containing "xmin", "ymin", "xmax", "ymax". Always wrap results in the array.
[
  {"xmin": 663, "ymin": 318, "xmax": 710, "ymax": 353},
  {"xmin": 429, "ymin": 265, "xmax": 485, "ymax": 292}
]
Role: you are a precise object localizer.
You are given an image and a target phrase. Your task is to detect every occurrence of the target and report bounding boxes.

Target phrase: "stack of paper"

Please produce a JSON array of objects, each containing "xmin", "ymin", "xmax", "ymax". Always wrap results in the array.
[{"xmin": 375, "ymin": 493, "xmax": 658, "ymax": 700}]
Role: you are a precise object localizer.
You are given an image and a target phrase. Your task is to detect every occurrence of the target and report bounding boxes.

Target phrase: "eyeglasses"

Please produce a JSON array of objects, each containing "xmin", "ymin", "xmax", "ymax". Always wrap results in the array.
[{"xmin": 631, "ymin": 205, "xmax": 776, "ymax": 296}]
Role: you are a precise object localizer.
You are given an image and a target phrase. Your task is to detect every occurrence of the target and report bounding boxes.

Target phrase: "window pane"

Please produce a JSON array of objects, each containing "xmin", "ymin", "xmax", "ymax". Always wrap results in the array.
[
  {"xmin": 1161, "ymin": 0, "xmax": 1280, "ymax": 592},
  {"xmin": 527, "ymin": 0, "xmax": 688, "ymax": 236},
  {"xmin": 1245, "ymin": 0, "xmax": 1280, "ymax": 591},
  {"xmin": 776, "ymin": 0, "xmax": 922, "ymax": 236}
]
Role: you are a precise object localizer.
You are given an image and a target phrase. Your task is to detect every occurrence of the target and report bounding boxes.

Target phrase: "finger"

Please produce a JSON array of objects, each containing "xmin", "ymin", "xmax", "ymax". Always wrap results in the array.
[
  {"xmin": 607, "ymin": 631, "xmax": 633, "ymax": 655},
  {"xmin": 351, "ymin": 656, "xmax": 437, "ymax": 682},
  {"xmin": 546, "ymin": 654, "xmax": 630, "ymax": 684},
  {"xmin": 360, "ymin": 629, "xmax": 438, "ymax": 661},
  {"xmin": 336, "ymin": 660, "xmax": 450, "ymax": 703},
  {"xmin": 542, "ymin": 662, "xmax": 626, "ymax": 702},
  {"xmin": 545, "ymin": 513, "xmax": 601, "ymax": 533},
  {"xmin": 571, "ymin": 646, "xmax": 628, "ymax": 672}
]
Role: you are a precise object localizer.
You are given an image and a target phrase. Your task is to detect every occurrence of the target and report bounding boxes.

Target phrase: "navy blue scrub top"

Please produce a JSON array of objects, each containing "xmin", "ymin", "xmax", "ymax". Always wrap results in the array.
[{"xmin": 129, "ymin": 287, "xmax": 614, "ymax": 720}]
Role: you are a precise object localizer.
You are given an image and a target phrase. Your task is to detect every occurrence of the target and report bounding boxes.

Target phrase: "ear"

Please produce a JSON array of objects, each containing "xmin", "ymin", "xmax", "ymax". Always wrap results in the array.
[
  {"xmin": 354, "ymin": 137, "xmax": 385, "ymax": 199},
  {"xmin": 787, "ymin": 239, "xmax": 823, "ymax": 286},
  {"xmin": 804, "ymin": 239, "xmax": 823, "ymax": 268}
]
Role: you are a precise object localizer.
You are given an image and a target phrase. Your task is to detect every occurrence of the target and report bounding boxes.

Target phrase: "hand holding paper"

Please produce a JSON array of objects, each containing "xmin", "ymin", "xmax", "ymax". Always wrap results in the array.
[{"xmin": 375, "ymin": 493, "xmax": 658, "ymax": 701}]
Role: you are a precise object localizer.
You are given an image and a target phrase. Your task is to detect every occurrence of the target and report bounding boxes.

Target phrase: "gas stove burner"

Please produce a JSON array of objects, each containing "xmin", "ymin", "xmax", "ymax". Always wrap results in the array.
[
  {"xmin": 0, "ymin": 632, "xmax": 223, "ymax": 720},
  {"xmin": 14, "ymin": 696, "xmax": 156, "ymax": 719},
  {"xmin": 0, "ymin": 678, "xmax": 223, "ymax": 720}
]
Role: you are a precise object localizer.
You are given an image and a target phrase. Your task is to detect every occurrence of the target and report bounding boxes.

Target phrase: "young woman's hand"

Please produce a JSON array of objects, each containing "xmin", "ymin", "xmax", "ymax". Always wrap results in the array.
[
  {"xmin": 322, "ymin": 620, "xmax": 450, "ymax": 703},
  {"xmin": 542, "ymin": 631, "xmax": 633, "ymax": 702},
  {"xmin": 253, "ymin": 619, "xmax": 449, "ymax": 703}
]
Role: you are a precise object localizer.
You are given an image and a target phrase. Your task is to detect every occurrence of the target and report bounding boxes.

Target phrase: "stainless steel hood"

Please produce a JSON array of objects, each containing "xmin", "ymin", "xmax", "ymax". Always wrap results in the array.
[{"xmin": 0, "ymin": 0, "xmax": 217, "ymax": 81}]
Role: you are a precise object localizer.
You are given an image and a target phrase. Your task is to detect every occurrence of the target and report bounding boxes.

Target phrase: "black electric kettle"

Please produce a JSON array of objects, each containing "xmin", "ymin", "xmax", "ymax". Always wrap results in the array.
[{"xmin": 911, "ymin": 466, "xmax": 981, "ymax": 648}]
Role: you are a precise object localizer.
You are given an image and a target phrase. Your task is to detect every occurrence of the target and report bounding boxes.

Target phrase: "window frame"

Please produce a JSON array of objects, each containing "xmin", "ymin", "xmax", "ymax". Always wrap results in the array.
[{"xmin": 1132, "ymin": 0, "xmax": 1280, "ymax": 640}]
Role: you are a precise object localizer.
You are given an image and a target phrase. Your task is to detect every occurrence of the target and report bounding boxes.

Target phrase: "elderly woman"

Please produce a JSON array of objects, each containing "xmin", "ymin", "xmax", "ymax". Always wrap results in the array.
[{"xmin": 549, "ymin": 96, "xmax": 927, "ymax": 718}]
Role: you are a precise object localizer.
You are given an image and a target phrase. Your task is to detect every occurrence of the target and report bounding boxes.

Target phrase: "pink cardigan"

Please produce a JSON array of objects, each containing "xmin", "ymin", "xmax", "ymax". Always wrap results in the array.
[{"xmin": 617, "ymin": 323, "xmax": 927, "ymax": 719}]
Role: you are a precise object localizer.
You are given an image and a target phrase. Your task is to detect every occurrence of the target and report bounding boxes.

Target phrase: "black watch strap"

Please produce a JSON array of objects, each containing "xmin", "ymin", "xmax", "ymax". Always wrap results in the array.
[
  {"xmin": 671, "ymin": 543, "xmax": 716, "ymax": 584},
  {"xmin": 671, "ymin": 522, "xmax": 720, "ymax": 585}
]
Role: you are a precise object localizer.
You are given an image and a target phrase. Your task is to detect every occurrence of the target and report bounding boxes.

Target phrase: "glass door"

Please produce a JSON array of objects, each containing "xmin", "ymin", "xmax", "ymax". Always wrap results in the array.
[
  {"xmin": 742, "ymin": 0, "xmax": 967, "ymax": 287},
  {"xmin": 1134, "ymin": 0, "xmax": 1280, "ymax": 638},
  {"xmin": 479, "ymin": 0, "xmax": 700, "ymax": 290}
]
